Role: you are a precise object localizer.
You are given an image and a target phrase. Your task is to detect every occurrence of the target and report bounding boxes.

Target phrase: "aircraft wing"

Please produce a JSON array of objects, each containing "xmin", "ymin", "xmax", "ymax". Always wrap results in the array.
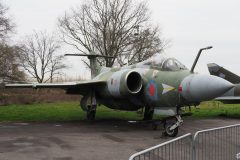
[
  {"xmin": 215, "ymin": 96, "xmax": 240, "ymax": 104},
  {"xmin": 5, "ymin": 80, "xmax": 106, "ymax": 95}
]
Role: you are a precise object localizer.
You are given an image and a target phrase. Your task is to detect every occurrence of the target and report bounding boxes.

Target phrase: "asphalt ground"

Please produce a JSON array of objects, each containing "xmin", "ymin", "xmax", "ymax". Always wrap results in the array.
[{"xmin": 0, "ymin": 118, "xmax": 239, "ymax": 160}]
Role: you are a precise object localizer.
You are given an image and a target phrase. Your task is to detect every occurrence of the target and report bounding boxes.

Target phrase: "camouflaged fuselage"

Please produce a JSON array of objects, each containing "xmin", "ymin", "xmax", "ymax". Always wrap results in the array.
[{"xmin": 93, "ymin": 64, "xmax": 191, "ymax": 111}]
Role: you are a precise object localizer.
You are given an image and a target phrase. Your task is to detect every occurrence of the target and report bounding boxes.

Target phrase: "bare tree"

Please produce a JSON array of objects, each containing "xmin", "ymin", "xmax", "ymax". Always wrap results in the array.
[
  {"xmin": 18, "ymin": 32, "xmax": 67, "ymax": 83},
  {"xmin": 58, "ymin": 0, "xmax": 167, "ymax": 67},
  {"xmin": 0, "ymin": 2, "xmax": 23, "ymax": 82},
  {"xmin": 0, "ymin": 44, "xmax": 25, "ymax": 81},
  {"xmin": 0, "ymin": 2, "xmax": 14, "ymax": 42},
  {"xmin": 118, "ymin": 26, "xmax": 167, "ymax": 66},
  {"xmin": 48, "ymin": 55, "xmax": 66, "ymax": 83}
]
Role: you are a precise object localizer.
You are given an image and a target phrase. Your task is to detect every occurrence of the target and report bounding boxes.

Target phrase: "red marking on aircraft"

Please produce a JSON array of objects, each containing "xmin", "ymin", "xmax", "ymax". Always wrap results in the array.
[
  {"xmin": 178, "ymin": 86, "xmax": 182, "ymax": 92},
  {"xmin": 149, "ymin": 84, "xmax": 155, "ymax": 96}
]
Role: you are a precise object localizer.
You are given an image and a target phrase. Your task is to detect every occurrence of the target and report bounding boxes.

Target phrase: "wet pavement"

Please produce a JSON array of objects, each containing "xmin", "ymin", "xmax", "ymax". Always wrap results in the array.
[{"xmin": 0, "ymin": 118, "xmax": 239, "ymax": 160}]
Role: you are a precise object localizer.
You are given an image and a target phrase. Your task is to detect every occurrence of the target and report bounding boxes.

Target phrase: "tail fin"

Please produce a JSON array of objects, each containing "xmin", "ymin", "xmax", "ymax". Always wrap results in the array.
[
  {"xmin": 207, "ymin": 63, "xmax": 240, "ymax": 84},
  {"xmin": 65, "ymin": 53, "xmax": 114, "ymax": 79}
]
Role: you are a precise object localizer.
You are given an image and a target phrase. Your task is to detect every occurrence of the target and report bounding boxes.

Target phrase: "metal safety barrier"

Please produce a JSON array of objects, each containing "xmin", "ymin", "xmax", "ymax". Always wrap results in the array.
[
  {"xmin": 193, "ymin": 124, "xmax": 240, "ymax": 160},
  {"xmin": 129, "ymin": 124, "xmax": 240, "ymax": 160},
  {"xmin": 129, "ymin": 133, "xmax": 193, "ymax": 160}
]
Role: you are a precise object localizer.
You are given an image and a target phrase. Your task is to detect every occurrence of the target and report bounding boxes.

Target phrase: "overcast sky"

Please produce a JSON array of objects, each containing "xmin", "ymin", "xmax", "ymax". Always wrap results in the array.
[{"xmin": 3, "ymin": 0, "xmax": 240, "ymax": 79}]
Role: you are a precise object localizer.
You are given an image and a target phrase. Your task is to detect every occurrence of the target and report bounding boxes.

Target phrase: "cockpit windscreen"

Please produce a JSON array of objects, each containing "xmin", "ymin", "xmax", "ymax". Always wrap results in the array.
[{"xmin": 140, "ymin": 54, "xmax": 187, "ymax": 71}]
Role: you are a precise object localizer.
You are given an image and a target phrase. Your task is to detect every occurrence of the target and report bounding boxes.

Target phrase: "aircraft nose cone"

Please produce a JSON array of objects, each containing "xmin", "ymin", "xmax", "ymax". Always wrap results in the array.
[{"xmin": 180, "ymin": 74, "xmax": 234, "ymax": 102}]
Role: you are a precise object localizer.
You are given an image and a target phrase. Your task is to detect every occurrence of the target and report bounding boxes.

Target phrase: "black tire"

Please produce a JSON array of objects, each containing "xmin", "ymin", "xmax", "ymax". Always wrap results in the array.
[
  {"xmin": 143, "ymin": 107, "xmax": 154, "ymax": 120},
  {"xmin": 163, "ymin": 122, "xmax": 179, "ymax": 137}
]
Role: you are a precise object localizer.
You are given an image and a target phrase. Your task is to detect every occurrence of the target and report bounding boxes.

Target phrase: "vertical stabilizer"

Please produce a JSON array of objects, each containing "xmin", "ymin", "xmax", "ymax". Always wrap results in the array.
[
  {"xmin": 65, "ymin": 53, "xmax": 114, "ymax": 79},
  {"xmin": 208, "ymin": 63, "xmax": 240, "ymax": 84}
]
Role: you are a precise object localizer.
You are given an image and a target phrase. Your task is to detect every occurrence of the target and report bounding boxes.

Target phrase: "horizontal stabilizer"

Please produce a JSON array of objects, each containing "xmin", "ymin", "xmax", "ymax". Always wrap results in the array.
[{"xmin": 65, "ymin": 54, "xmax": 114, "ymax": 59}]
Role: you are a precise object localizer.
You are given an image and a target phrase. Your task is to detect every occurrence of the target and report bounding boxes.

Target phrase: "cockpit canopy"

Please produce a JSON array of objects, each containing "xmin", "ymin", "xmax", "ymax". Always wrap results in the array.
[{"xmin": 138, "ymin": 54, "xmax": 187, "ymax": 71}]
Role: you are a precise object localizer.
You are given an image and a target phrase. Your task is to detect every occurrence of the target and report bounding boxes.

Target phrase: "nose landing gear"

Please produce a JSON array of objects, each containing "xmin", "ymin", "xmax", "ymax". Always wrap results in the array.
[{"xmin": 163, "ymin": 115, "xmax": 183, "ymax": 137}]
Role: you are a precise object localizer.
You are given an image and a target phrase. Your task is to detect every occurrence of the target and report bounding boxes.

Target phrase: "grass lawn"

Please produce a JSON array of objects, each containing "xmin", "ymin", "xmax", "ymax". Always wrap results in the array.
[
  {"xmin": 0, "ymin": 102, "xmax": 142, "ymax": 122},
  {"xmin": 0, "ymin": 101, "xmax": 239, "ymax": 122},
  {"xmin": 189, "ymin": 101, "xmax": 240, "ymax": 119}
]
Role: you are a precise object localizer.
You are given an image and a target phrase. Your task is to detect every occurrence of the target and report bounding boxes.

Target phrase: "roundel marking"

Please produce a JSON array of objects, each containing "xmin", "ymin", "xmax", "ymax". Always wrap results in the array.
[
  {"xmin": 149, "ymin": 84, "xmax": 155, "ymax": 96},
  {"xmin": 147, "ymin": 80, "xmax": 157, "ymax": 100}
]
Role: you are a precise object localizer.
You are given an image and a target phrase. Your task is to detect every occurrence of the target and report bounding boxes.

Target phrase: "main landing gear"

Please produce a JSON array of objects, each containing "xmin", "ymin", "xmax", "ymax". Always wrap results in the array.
[
  {"xmin": 80, "ymin": 91, "xmax": 97, "ymax": 121},
  {"xmin": 143, "ymin": 107, "xmax": 154, "ymax": 120},
  {"xmin": 86, "ymin": 94, "xmax": 97, "ymax": 121},
  {"xmin": 87, "ymin": 104, "xmax": 96, "ymax": 121}
]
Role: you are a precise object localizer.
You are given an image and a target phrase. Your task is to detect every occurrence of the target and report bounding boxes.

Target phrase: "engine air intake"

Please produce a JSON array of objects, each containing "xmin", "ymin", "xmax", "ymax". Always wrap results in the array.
[{"xmin": 127, "ymin": 71, "xmax": 142, "ymax": 94}]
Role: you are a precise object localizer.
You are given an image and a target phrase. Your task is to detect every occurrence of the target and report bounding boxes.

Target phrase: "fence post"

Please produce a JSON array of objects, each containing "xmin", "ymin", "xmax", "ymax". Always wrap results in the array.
[{"xmin": 192, "ymin": 132, "xmax": 199, "ymax": 160}]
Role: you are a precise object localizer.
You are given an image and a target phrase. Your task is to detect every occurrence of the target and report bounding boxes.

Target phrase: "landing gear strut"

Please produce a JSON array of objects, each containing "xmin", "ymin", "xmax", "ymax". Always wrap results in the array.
[
  {"xmin": 143, "ymin": 107, "xmax": 154, "ymax": 120},
  {"xmin": 163, "ymin": 115, "xmax": 183, "ymax": 137},
  {"xmin": 82, "ymin": 90, "xmax": 97, "ymax": 121},
  {"xmin": 87, "ymin": 105, "xmax": 96, "ymax": 121}
]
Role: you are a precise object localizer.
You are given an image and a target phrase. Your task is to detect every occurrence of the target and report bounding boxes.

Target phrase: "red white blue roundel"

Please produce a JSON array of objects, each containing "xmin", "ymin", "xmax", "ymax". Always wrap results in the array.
[{"xmin": 147, "ymin": 80, "xmax": 157, "ymax": 100}]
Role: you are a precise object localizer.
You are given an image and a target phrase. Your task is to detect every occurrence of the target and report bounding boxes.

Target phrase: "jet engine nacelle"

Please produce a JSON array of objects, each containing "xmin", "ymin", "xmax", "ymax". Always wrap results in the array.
[{"xmin": 107, "ymin": 70, "xmax": 142, "ymax": 98}]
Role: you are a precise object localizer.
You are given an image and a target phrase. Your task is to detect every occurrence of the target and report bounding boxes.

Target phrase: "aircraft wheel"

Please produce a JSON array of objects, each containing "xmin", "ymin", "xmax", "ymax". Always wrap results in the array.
[{"xmin": 163, "ymin": 121, "xmax": 178, "ymax": 137}]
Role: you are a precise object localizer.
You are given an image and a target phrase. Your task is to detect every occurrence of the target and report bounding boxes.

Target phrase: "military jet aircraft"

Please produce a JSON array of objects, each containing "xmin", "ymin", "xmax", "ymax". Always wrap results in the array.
[
  {"xmin": 5, "ymin": 46, "xmax": 234, "ymax": 137},
  {"xmin": 208, "ymin": 63, "xmax": 240, "ymax": 104}
]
